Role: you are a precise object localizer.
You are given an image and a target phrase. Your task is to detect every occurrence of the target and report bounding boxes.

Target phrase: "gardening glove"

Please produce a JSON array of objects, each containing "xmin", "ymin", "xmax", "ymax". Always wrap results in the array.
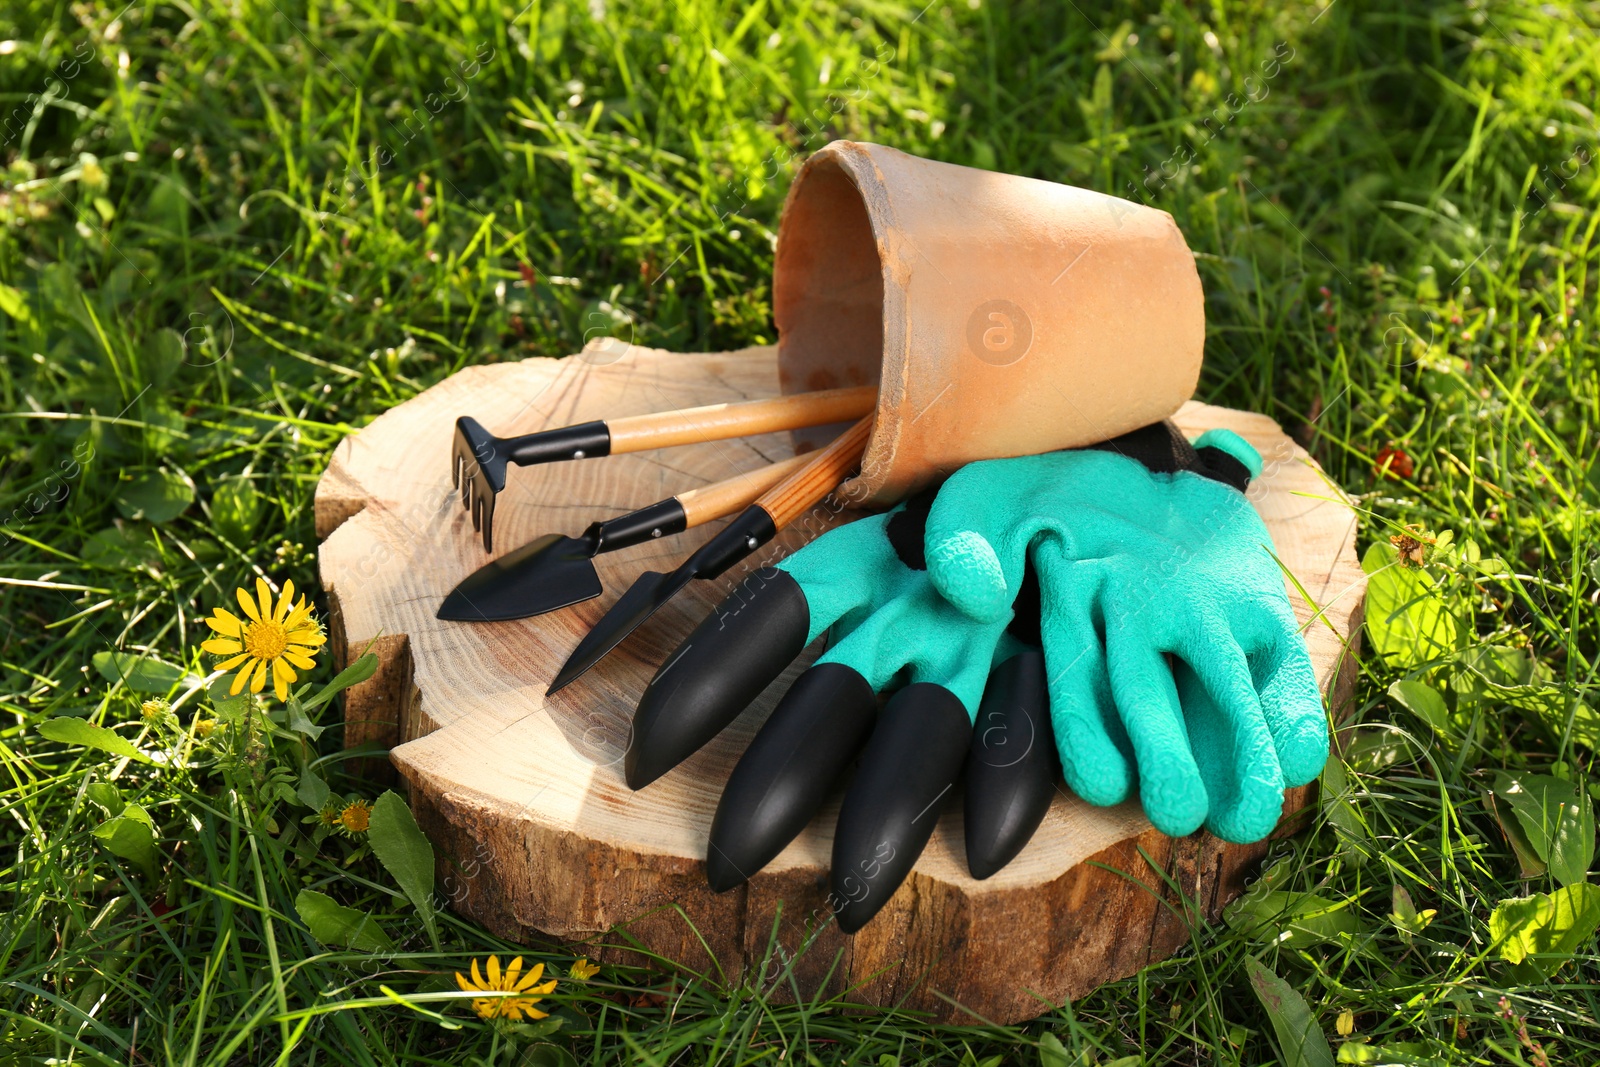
[
  {"xmin": 627, "ymin": 491, "xmax": 1059, "ymax": 932},
  {"xmin": 924, "ymin": 421, "xmax": 1329, "ymax": 844}
]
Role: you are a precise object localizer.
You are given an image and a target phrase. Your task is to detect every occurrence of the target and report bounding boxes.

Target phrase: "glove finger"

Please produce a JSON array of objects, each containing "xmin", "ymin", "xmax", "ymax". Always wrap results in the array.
[
  {"xmin": 831, "ymin": 682, "xmax": 971, "ymax": 933},
  {"xmin": 922, "ymin": 462, "xmax": 1035, "ymax": 623},
  {"xmin": 1172, "ymin": 640, "xmax": 1286, "ymax": 844},
  {"xmin": 705, "ymin": 663, "xmax": 877, "ymax": 891},
  {"xmin": 1247, "ymin": 624, "xmax": 1330, "ymax": 788},
  {"xmin": 1043, "ymin": 599, "xmax": 1132, "ymax": 809},
  {"xmin": 628, "ymin": 568, "xmax": 811, "ymax": 789},
  {"xmin": 819, "ymin": 580, "xmax": 1003, "ymax": 715},
  {"xmin": 964, "ymin": 649, "xmax": 1059, "ymax": 879},
  {"xmin": 1105, "ymin": 624, "xmax": 1206, "ymax": 837}
]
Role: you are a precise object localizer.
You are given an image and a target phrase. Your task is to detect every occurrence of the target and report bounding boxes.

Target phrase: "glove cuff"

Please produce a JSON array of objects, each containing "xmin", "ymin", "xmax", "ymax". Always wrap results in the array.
[
  {"xmin": 1193, "ymin": 428, "xmax": 1262, "ymax": 481},
  {"xmin": 1088, "ymin": 421, "xmax": 1256, "ymax": 492}
]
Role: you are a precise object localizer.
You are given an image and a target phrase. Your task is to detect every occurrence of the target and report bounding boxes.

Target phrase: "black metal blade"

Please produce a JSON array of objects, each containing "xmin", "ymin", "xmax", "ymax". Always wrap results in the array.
[
  {"xmin": 546, "ymin": 504, "xmax": 779, "ymax": 695},
  {"xmin": 546, "ymin": 566, "xmax": 691, "ymax": 694},
  {"xmin": 436, "ymin": 533, "xmax": 603, "ymax": 622}
]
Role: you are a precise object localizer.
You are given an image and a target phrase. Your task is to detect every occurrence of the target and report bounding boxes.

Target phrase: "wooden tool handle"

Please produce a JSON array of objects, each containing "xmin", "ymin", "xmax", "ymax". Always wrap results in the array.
[
  {"xmin": 607, "ymin": 386, "xmax": 876, "ymax": 454},
  {"xmin": 754, "ymin": 414, "xmax": 874, "ymax": 529},
  {"xmin": 676, "ymin": 454, "xmax": 809, "ymax": 528}
]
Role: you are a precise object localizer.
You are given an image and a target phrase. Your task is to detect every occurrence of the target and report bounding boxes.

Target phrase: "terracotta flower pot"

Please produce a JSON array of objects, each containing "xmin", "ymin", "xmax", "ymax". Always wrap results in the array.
[{"xmin": 774, "ymin": 140, "xmax": 1205, "ymax": 504}]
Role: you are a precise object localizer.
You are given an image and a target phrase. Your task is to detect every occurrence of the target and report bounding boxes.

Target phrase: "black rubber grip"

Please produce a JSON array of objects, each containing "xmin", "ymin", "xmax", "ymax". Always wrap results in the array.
[
  {"xmin": 682, "ymin": 505, "xmax": 779, "ymax": 580},
  {"xmin": 830, "ymin": 683, "xmax": 972, "ymax": 933},
  {"xmin": 705, "ymin": 663, "xmax": 877, "ymax": 891},
  {"xmin": 626, "ymin": 568, "xmax": 811, "ymax": 789},
  {"xmin": 586, "ymin": 498, "xmax": 688, "ymax": 556},
  {"xmin": 507, "ymin": 420, "xmax": 611, "ymax": 466},
  {"xmin": 964, "ymin": 649, "xmax": 1058, "ymax": 880}
]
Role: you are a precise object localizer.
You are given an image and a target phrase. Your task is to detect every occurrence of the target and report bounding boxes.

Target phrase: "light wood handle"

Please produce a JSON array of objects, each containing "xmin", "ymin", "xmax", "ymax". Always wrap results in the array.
[
  {"xmin": 607, "ymin": 386, "xmax": 876, "ymax": 454},
  {"xmin": 676, "ymin": 454, "xmax": 810, "ymax": 528},
  {"xmin": 755, "ymin": 415, "xmax": 873, "ymax": 529}
]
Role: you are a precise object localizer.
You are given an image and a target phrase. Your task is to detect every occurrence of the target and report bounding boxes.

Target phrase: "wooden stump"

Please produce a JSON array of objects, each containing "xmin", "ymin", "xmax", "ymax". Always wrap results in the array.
[{"xmin": 314, "ymin": 342, "xmax": 1365, "ymax": 1024}]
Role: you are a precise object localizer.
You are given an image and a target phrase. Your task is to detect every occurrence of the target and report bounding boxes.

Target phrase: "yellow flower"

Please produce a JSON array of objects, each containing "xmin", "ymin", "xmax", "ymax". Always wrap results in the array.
[
  {"xmin": 569, "ymin": 957, "xmax": 600, "ymax": 981},
  {"xmin": 140, "ymin": 698, "xmax": 167, "ymax": 721},
  {"xmin": 202, "ymin": 577, "xmax": 325, "ymax": 701},
  {"xmin": 338, "ymin": 799, "xmax": 372, "ymax": 834},
  {"xmin": 1336, "ymin": 1008, "xmax": 1355, "ymax": 1037},
  {"xmin": 192, "ymin": 717, "xmax": 216, "ymax": 738},
  {"xmin": 455, "ymin": 955, "xmax": 557, "ymax": 1021}
]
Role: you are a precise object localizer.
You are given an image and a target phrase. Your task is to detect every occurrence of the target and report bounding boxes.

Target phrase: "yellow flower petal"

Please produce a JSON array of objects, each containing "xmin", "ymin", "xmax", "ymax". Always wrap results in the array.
[
  {"xmin": 288, "ymin": 631, "xmax": 327, "ymax": 649},
  {"xmin": 525, "ymin": 1006, "xmax": 550, "ymax": 1020},
  {"xmin": 202, "ymin": 637, "xmax": 243, "ymax": 655},
  {"xmin": 276, "ymin": 579, "xmax": 296, "ymax": 622},
  {"xmin": 284, "ymin": 649, "xmax": 317, "ymax": 671},
  {"xmin": 486, "ymin": 955, "xmax": 502, "ymax": 988},
  {"xmin": 512, "ymin": 962, "xmax": 545, "ymax": 991},
  {"xmin": 503, "ymin": 956, "xmax": 524, "ymax": 989},
  {"xmin": 273, "ymin": 658, "xmax": 295, "ymax": 701},
  {"xmin": 471, "ymin": 959, "xmax": 486, "ymax": 989},
  {"xmin": 256, "ymin": 578, "xmax": 275, "ymax": 624},
  {"xmin": 236, "ymin": 586, "xmax": 260, "ymax": 622},
  {"xmin": 455, "ymin": 971, "xmax": 472, "ymax": 992},
  {"xmin": 216, "ymin": 652, "xmax": 252, "ymax": 672},
  {"xmin": 207, "ymin": 609, "xmax": 243, "ymax": 637},
  {"xmin": 229, "ymin": 663, "xmax": 252, "ymax": 695},
  {"xmin": 249, "ymin": 658, "xmax": 268, "ymax": 694},
  {"xmin": 531, "ymin": 979, "xmax": 557, "ymax": 996}
]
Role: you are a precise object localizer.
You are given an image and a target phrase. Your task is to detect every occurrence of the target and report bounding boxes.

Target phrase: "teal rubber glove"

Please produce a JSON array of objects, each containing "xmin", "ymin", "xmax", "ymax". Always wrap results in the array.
[
  {"xmin": 775, "ymin": 506, "xmax": 1013, "ymax": 713},
  {"xmin": 628, "ymin": 494, "xmax": 1057, "ymax": 931},
  {"xmin": 923, "ymin": 424, "xmax": 1328, "ymax": 843}
]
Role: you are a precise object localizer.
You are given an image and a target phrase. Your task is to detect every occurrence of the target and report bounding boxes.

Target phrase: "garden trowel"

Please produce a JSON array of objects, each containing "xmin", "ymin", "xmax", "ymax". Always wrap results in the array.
[{"xmin": 437, "ymin": 453, "xmax": 808, "ymax": 622}]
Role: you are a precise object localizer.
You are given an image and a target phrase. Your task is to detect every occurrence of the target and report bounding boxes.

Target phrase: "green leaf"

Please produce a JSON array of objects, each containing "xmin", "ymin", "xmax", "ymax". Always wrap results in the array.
[
  {"xmin": 301, "ymin": 653, "xmax": 378, "ymax": 713},
  {"xmin": 298, "ymin": 769, "xmax": 331, "ymax": 811},
  {"xmin": 39, "ymin": 718, "xmax": 155, "ymax": 765},
  {"xmin": 1388, "ymin": 884, "xmax": 1436, "ymax": 943},
  {"xmin": 211, "ymin": 477, "xmax": 264, "ymax": 543},
  {"xmin": 114, "ymin": 470, "xmax": 194, "ymax": 524},
  {"xmin": 85, "ymin": 781, "xmax": 125, "ymax": 817},
  {"xmin": 518, "ymin": 1042, "xmax": 577, "ymax": 1067},
  {"xmin": 1245, "ymin": 957, "xmax": 1335, "ymax": 1067},
  {"xmin": 1038, "ymin": 1033, "xmax": 1070, "ymax": 1067},
  {"xmin": 92, "ymin": 650, "xmax": 200, "ymax": 695},
  {"xmin": 1489, "ymin": 772, "xmax": 1590, "ymax": 883},
  {"xmin": 82, "ymin": 524, "xmax": 162, "ymax": 573},
  {"xmin": 368, "ymin": 791, "xmax": 436, "ymax": 942},
  {"xmin": 294, "ymin": 889, "xmax": 396, "ymax": 953},
  {"xmin": 1484, "ymin": 788, "xmax": 1548, "ymax": 880},
  {"xmin": 1490, "ymin": 882, "xmax": 1600, "ymax": 980},
  {"xmin": 1549, "ymin": 783, "xmax": 1596, "ymax": 889},
  {"xmin": 206, "ymin": 674, "xmax": 249, "ymax": 721},
  {"xmin": 92, "ymin": 803, "xmax": 159, "ymax": 880},
  {"xmin": 284, "ymin": 695, "xmax": 327, "ymax": 741},
  {"xmin": 1361, "ymin": 542, "xmax": 1462, "ymax": 667},
  {"xmin": 1336, "ymin": 1043, "xmax": 1447, "ymax": 1066},
  {"xmin": 1387, "ymin": 680, "xmax": 1452, "ymax": 738},
  {"xmin": 1225, "ymin": 890, "xmax": 1363, "ymax": 949},
  {"xmin": 0, "ymin": 282, "xmax": 32, "ymax": 322}
]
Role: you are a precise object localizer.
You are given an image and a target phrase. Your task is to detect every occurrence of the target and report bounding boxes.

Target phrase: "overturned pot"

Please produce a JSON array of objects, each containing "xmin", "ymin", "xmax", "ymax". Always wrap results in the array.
[{"xmin": 775, "ymin": 140, "xmax": 1206, "ymax": 504}]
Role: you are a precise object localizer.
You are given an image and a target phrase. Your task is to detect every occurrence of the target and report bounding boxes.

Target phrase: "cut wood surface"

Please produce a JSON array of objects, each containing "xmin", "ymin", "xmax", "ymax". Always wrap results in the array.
[{"xmin": 315, "ymin": 341, "xmax": 1366, "ymax": 1024}]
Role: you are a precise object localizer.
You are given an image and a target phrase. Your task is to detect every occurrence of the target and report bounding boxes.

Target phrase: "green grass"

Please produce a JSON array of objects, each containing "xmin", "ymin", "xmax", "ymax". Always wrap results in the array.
[{"xmin": 2, "ymin": 0, "xmax": 1599, "ymax": 1062}]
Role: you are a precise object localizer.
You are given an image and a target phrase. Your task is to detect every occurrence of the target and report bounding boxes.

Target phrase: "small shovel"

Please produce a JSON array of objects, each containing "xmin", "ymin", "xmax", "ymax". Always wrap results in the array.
[
  {"xmin": 546, "ymin": 414, "xmax": 873, "ymax": 695},
  {"xmin": 437, "ymin": 453, "xmax": 809, "ymax": 622},
  {"xmin": 453, "ymin": 385, "xmax": 875, "ymax": 551}
]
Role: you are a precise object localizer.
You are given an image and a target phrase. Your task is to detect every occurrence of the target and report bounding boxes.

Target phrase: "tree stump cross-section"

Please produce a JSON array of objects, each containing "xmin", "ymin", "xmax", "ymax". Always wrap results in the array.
[{"xmin": 314, "ymin": 342, "xmax": 1365, "ymax": 1024}]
